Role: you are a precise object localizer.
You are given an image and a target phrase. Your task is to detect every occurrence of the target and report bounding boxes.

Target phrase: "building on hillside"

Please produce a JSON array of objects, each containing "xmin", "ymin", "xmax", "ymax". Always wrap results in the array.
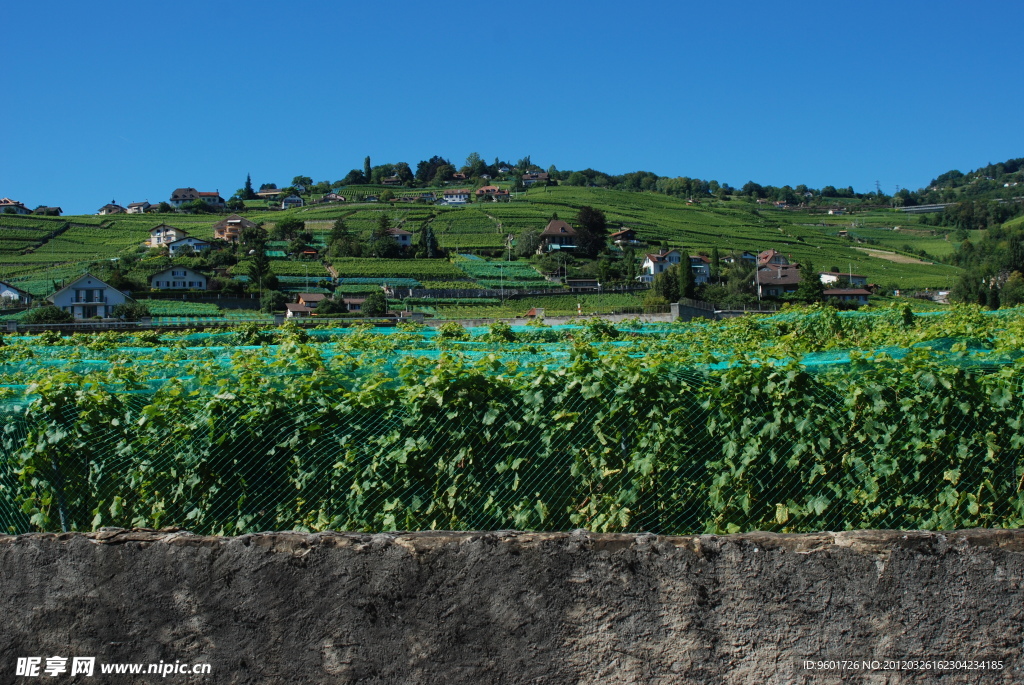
[
  {"xmin": 566, "ymin": 278, "xmax": 600, "ymax": 292},
  {"xmin": 126, "ymin": 201, "xmax": 151, "ymax": 214},
  {"xmin": 387, "ymin": 227, "xmax": 413, "ymax": 250},
  {"xmin": 167, "ymin": 236, "xmax": 211, "ymax": 257},
  {"xmin": 297, "ymin": 293, "xmax": 326, "ymax": 308},
  {"xmin": 0, "ymin": 198, "xmax": 31, "ymax": 214},
  {"xmin": 442, "ymin": 188, "xmax": 471, "ymax": 205},
  {"xmin": 609, "ymin": 227, "xmax": 641, "ymax": 246},
  {"xmin": 754, "ymin": 264, "xmax": 801, "ymax": 298},
  {"xmin": 319, "ymin": 193, "xmax": 346, "ymax": 203},
  {"xmin": 474, "ymin": 186, "xmax": 511, "ymax": 202},
  {"xmin": 381, "ymin": 176, "xmax": 402, "ymax": 186},
  {"xmin": 168, "ymin": 188, "xmax": 225, "ymax": 209},
  {"xmin": 0, "ymin": 281, "xmax": 32, "ymax": 305},
  {"xmin": 451, "ymin": 172, "xmax": 468, "ymax": 181},
  {"xmin": 285, "ymin": 303, "xmax": 314, "ymax": 318},
  {"xmin": 32, "ymin": 206, "xmax": 63, "ymax": 216},
  {"xmin": 343, "ymin": 297, "xmax": 366, "ymax": 312},
  {"xmin": 688, "ymin": 255, "xmax": 711, "ymax": 285},
  {"xmin": 47, "ymin": 273, "xmax": 131, "ymax": 319},
  {"xmin": 522, "ymin": 172, "xmax": 549, "ymax": 186},
  {"xmin": 148, "ymin": 224, "xmax": 190, "ymax": 248},
  {"xmin": 819, "ymin": 270, "xmax": 868, "ymax": 287},
  {"xmin": 97, "ymin": 201, "xmax": 125, "ymax": 215},
  {"xmin": 639, "ymin": 249, "xmax": 682, "ymax": 283},
  {"xmin": 256, "ymin": 189, "xmax": 284, "ymax": 200},
  {"xmin": 538, "ymin": 219, "xmax": 577, "ymax": 253},
  {"xmin": 757, "ymin": 249, "xmax": 790, "ymax": 267},
  {"xmin": 721, "ymin": 251, "xmax": 757, "ymax": 265},
  {"xmin": 149, "ymin": 267, "xmax": 208, "ymax": 290},
  {"xmin": 280, "ymin": 194, "xmax": 304, "ymax": 209},
  {"xmin": 212, "ymin": 214, "xmax": 259, "ymax": 242},
  {"xmin": 823, "ymin": 288, "xmax": 871, "ymax": 305}
]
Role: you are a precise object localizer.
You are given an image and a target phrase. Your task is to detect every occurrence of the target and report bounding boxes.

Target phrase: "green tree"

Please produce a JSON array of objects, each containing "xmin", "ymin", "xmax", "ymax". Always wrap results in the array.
[
  {"xmin": 315, "ymin": 296, "xmax": 348, "ymax": 315},
  {"xmin": 379, "ymin": 189, "xmax": 395, "ymax": 202},
  {"xmin": 795, "ymin": 260, "xmax": 825, "ymax": 303},
  {"xmin": 271, "ymin": 217, "xmax": 305, "ymax": 241},
  {"xmin": 1001, "ymin": 271, "xmax": 1024, "ymax": 306},
  {"xmin": 111, "ymin": 302, "xmax": 151, "ymax": 321},
  {"xmin": 328, "ymin": 219, "xmax": 362, "ymax": 257},
  {"xmin": 575, "ymin": 206, "xmax": 608, "ymax": 259},
  {"xmin": 431, "ymin": 164, "xmax": 456, "ymax": 186},
  {"xmin": 260, "ymin": 290, "xmax": 288, "ymax": 313},
  {"xmin": 363, "ymin": 156, "xmax": 371, "ymax": 183},
  {"xmin": 362, "ymin": 291, "xmax": 388, "ymax": 316},
  {"xmin": 654, "ymin": 266, "xmax": 680, "ymax": 302},
  {"xmin": 241, "ymin": 174, "xmax": 256, "ymax": 200},
  {"xmin": 679, "ymin": 258, "xmax": 696, "ymax": 299},
  {"xmin": 416, "ymin": 225, "xmax": 440, "ymax": 258},
  {"xmin": 24, "ymin": 306, "xmax": 73, "ymax": 324},
  {"xmin": 622, "ymin": 246, "xmax": 638, "ymax": 283},
  {"xmin": 291, "ymin": 176, "xmax": 313, "ymax": 192},
  {"xmin": 515, "ymin": 228, "xmax": 541, "ymax": 257},
  {"xmin": 247, "ymin": 248, "xmax": 272, "ymax": 291},
  {"xmin": 710, "ymin": 246, "xmax": 721, "ymax": 282},
  {"xmin": 987, "ymin": 286, "xmax": 1000, "ymax": 310}
]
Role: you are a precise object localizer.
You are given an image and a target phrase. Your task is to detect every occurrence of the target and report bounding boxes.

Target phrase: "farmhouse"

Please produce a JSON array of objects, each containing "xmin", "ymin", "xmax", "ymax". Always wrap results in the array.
[
  {"xmin": 722, "ymin": 251, "xmax": 757, "ymax": 265},
  {"xmin": 639, "ymin": 249, "xmax": 682, "ymax": 282},
  {"xmin": 442, "ymin": 189, "xmax": 471, "ymax": 205},
  {"xmin": 149, "ymin": 267, "xmax": 208, "ymax": 291},
  {"xmin": 297, "ymin": 293, "xmax": 326, "ymax": 308},
  {"xmin": 213, "ymin": 214, "xmax": 259, "ymax": 242},
  {"xmin": 168, "ymin": 188, "xmax": 226, "ymax": 209},
  {"xmin": 754, "ymin": 264, "xmax": 802, "ymax": 298},
  {"xmin": 757, "ymin": 249, "xmax": 790, "ymax": 267},
  {"xmin": 688, "ymin": 255, "xmax": 711, "ymax": 285},
  {"xmin": 0, "ymin": 198, "xmax": 31, "ymax": 215},
  {"xmin": 823, "ymin": 288, "xmax": 871, "ymax": 305},
  {"xmin": 285, "ymin": 303, "xmax": 314, "ymax": 318},
  {"xmin": 387, "ymin": 227, "xmax": 413, "ymax": 250},
  {"xmin": 475, "ymin": 186, "xmax": 510, "ymax": 202},
  {"xmin": 381, "ymin": 176, "xmax": 402, "ymax": 186},
  {"xmin": 256, "ymin": 189, "xmax": 284, "ymax": 200},
  {"xmin": 522, "ymin": 172, "xmax": 549, "ymax": 186},
  {"xmin": 0, "ymin": 281, "xmax": 32, "ymax": 305},
  {"xmin": 97, "ymin": 201, "xmax": 125, "ymax": 215},
  {"xmin": 47, "ymin": 273, "xmax": 131, "ymax": 319},
  {"xmin": 167, "ymin": 236, "xmax": 211, "ymax": 257},
  {"xmin": 819, "ymin": 270, "xmax": 868, "ymax": 287},
  {"xmin": 319, "ymin": 193, "xmax": 345, "ymax": 204},
  {"xmin": 126, "ymin": 201, "xmax": 151, "ymax": 214},
  {"xmin": 148, "ymin": 224, "xmax": 190, "ymax": 248},
  {"xmin": 609, "ymin": 228, "xmax": 641, "ymax": 246},
  {"xmin": 32, "ymin": 206, "xmax": 63, "ymax": 216},
  {"xmin": 281, "ymin": 194, "xmax": 304, "ymax": 210},
  {"xmin": 538, "ymin": 219, "xmax": 577, "ymax": 253}
]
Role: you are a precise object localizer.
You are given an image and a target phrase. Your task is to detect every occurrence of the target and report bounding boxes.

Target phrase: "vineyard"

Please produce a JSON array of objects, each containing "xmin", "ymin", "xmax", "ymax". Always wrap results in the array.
[
  {"xmin": 328, "ymin": 258, "xmax": 469, "ymax": 280},
  {"xmin": 0, "ymin": 305, "xmax": 1022, "ymax": 536}
]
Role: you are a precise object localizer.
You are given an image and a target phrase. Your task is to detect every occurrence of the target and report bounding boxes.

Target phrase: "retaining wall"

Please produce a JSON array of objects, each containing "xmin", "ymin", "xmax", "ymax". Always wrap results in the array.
[{"xmin": 1, "ymin": 529, "xmax": 1022, "ymax": 683}]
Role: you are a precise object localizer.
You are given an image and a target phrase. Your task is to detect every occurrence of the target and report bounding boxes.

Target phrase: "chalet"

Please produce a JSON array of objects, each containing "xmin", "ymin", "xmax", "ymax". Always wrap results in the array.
[
  {"xmin": 32, "ymin": 206, "xmax": 62, "ymax": 216},
  {"xmin": 169, "ymin": 188, "xmax": 225, "ymax": 209},
  {"xmin": 126, "ymin": 201, "xmax": 151, "ymax": 214},
  {"xmin": 285, "ymin": 303, "xmax": 314, "ymax": 318},
  {"xmin": 639, "ymin": 249, "xmax": 682, "ymax": 282},
  {"xmin": 167, "ymin": 236, "xmax": 211, "ymax": 257},
  {"xmin": 0, "ymin": 281, "xmax": 32, "ymax": 305},
  {"xmin": 150, "ymin": 267, "xmax": 208, "ymax": 291},
  {"xmin": 442, "ymin": 188, "xmax": 471, "ymax": 205},
  {"xmin": 213, "ymin": 214, "xmax": 259, "ymax": 242},
  {"xmin": 475, "ymin": 185, "xmax": 499, "ymax": 197},
  {"xmin": 754, "ymin": 264, "xmax": 801, "ymax": 298},
  {"xmin": 98, "ymin": 201, "xmax": 125, "ymax": 215},
  {"xmin": 609, "ymin": 228, "xmax": 640, "ymax": 246},
  {"xmin": 297, "ymin": 293, "xmax": 326, "ymax": 308},
  {"xmin": 538, "ymin": 219, "xmax": 577, "ymax": 253},
  {"xmin": 148, "ymin": 224, "xmax": 190, "ymax": 248},
  {"xmin": 689, "ymin": 255, "xmax": 711, "ymax": 285},
  {"xmin": 319, "ymin": 193, "xmax": 346, "ymax": 203},
  {"xmin": 474, "ymin": 186, "xmax": 511, "ymax": 202},
  {"xmin": 387, "ymin": 227, "xmax": 413, "ymax": 250},
  {"xmin": 823, "ymin": 288, "xmax": 871, "ymax": 305},
  {"xmin": 47, "ymin": 273, "xmax": 131, "ymax": 319},
  {"xmin": 522, "ymin": 172, "xmax": 549, "ymax": 186},
  {"xmin": 381, "ymin": 176, "xmax": 402, "ymax": 186},
  {"xmin": 281, "ymin": 194, "xmax": 304, "ymax": 209},
  {"xmin": 757, "ymin": 249, "xmax": 791, "ymax": 267},
  {"xmin": 819, "ymin": 270, "xmax": 868, "ymax": 287},
  {"xmin": 0, "ymin": 198, "xmax": 31, "ymax": 215}
]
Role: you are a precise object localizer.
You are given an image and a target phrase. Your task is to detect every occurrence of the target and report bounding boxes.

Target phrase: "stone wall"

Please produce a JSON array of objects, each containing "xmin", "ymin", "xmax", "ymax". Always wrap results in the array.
[{"xmin": 1, "ymin": 529, "xmax": 1022, "ymax": 683}]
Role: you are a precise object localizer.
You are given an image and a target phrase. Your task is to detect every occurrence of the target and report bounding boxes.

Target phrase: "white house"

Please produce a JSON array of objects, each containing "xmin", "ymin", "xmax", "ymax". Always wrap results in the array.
[
  {"xmin": 442, "ymin": 189, "xmax": 470, "ymax": 205},
  {"xmin": 149, "ymin": 267, "xmax": 208, "ymax": 290},
  {"xmin": 97, "ymin": 201, "xmax": 126, "ymax": 215},
  {"xmin": 819, "ymin": 270, "xmax": 868, "ymax": 287},
  {"xmin": 47, "ymin": 273, "xmax": 131, "ymax": 319},
  {"xmin": 0, "ymin": 198, "xmax": 32, "ymax": 215},
  {"xmin": 167, "ymin": 236, "xmax": 211, "ymax": 256},
  {"xmin": 639, "ymin": 249, "xmax": 682, "ymax": 283},
  {"xmin": 688, "ymin": 255, "xmax": 711, "ymax": 285},
  {"xmin": 538, "ymin": 219, "xmax": 576, "ymax": 253},
  {"xmin": 148, "ymin": 224, "xmax": 190, "ymax": 248},
  {"xmin": 823, "ymin": 288, "xmax": 871, "ymax": 305},
  {"xmin": 169, "ymin": 188, "xmax": 225, "ymax": 209},
  {"xmin": 126, "ymin": 201, "xmax": 151, "ymax": 214},
  {"xmin": 281, "ymin": 194, "xmax": 304, "ymax": 209},
  {"xmin": 387, "ymin": 227, "xmax": 413, "ymax": 250},
  {"xmin": 0, "ymin": 281, "xmax": 31, "ymax": 305}
]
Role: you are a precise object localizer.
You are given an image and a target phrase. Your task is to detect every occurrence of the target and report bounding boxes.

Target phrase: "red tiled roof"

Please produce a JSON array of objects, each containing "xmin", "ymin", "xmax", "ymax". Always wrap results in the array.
[{"xmin": 541, "ymin": 219, "xmax": 575, "ymax": 236}]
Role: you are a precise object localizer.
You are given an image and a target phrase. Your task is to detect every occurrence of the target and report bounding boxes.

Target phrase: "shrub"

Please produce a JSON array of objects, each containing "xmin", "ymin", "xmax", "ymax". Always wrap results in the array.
[
  {"xmin": 437, "ymin": 321, "xmax": 469, "ymax": 341},
  {"xmin": 111, "ymin": 302, "xmax": 151, "ymax": 321},
  {"xmin": 23, "ymin": 306, "xmax": 73, "ymax": 324}
]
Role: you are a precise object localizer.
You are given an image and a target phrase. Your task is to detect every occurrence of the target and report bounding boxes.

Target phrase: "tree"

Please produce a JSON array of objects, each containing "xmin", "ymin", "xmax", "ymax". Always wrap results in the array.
[
  {"xmin": 379, "ymin": 189, "xmax": 395, "ymax": 202},
  {"xmin": 679, "ymin": 259, "xmax": 696, "ymax": 299},
  {"xmin": 1002, "ymin": 272, "xmax": 1024, "ymax": 306},
  {"xmin": 361, "ymin": 291, "xmax": 388, "ymax": 316},
  {"xmin": 24, "ymin": 306, "xmax": 73, "ymax": 324},
  {"xmin": 291, "ymin": 176, "xmax": 313, "ymax": 193},
  {"xmin": 260, "ymin": 290, "xmax": 288, "ymax": 313},
  {"xmin": 622, "ymin": 246, "xmax": 638, "ymax": 283},
  {"xmin": 368, "ymin": 213, "xmax": 399, "ymax": 257},
  {"xmin": 516, "ymin": 228, "xmax": 541, "ymax": 257},
  {"xmin": 795, "ymin": 260, "xmax": 824, "ymax": 302},
  {"xmin": 316, "ymin": 296, "xmax": 348, "ymax": 315},
  {"xmin": 575, "ymin": 206, "xmax": 608, "ymax": 259},
  {"xmin": 710, "ymin": 246, "xmax": 721, "ymax": 282},
  {"xmin": 431, "ymin": 164, "xmax": 455, "ymax": 186},
  {"xmin": 328, "ymin": 219, "xmax": 362, "ymax": 257},
  {"xmin": 247, "ymin": 248, "xmax": 272, "ymax": 291},
  {"xmin": 416, "ymin": 225, "xmax": 440, "ymax": 258},
  {"xmin": 987, "ymin": 286, "xmax": 1000, "ymax": 310},
  {"xmin": 364, "ymin": 156, "xmax": 372, "ymax": 184},
  {"xmin": 653, "ymin": 265, "xmax": 680, "ymax": 302},
  {"xmin": 270, "ymin": 217, "xmax": 305, "ymax": 241},
  {"xmin": 111, "ymin": 302, "xmax": 151, "ymax": 321},
  {"xmin": 339, "ymin": 169, "xmax": 366, "ymax": 185},
  {"xmin": 242, "ymin": 174, "xmax": 256, "ymax": 200},
  {"xmin": 239, "ymin": 224, "xmax": 267, "ymax": 247}
]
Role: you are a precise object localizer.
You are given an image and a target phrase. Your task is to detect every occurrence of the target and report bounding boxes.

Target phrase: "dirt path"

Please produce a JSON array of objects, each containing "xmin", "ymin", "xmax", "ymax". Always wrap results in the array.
[{"xmin": 854, "ymin": 247, "xmax": 931, "ymax": 264}]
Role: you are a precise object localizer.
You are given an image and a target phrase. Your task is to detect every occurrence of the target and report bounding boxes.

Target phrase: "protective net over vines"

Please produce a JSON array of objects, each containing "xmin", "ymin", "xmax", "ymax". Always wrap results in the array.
[{"xmin": 1, "ymin": 305, "xmax": 1023, "ymax": 535}]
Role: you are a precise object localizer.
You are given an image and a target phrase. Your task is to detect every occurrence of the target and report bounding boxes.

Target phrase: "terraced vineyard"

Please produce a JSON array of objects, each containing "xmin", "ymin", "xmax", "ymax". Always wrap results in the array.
[{"xmin": 328, "ymin": 258, "xmax": 468, "ymax": 280}]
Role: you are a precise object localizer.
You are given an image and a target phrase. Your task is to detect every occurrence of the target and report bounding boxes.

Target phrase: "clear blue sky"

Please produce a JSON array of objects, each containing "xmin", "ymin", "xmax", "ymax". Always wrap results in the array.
[{"xmin": 3, "ymin": 1, "xmax": 1021, "ymax": 215}]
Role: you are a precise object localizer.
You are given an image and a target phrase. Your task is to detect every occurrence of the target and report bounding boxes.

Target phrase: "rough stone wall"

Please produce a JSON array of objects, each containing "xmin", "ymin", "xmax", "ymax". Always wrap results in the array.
[{"xmin": 1, "ymin": 529, "xmax": 1022, "ymax": 684}]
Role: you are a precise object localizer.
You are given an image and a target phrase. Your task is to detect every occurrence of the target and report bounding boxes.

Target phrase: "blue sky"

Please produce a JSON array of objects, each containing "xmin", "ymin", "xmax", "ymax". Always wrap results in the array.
[{"xmin": 2, "ymin": 1, "xmax": 1021, "ymax": 215}]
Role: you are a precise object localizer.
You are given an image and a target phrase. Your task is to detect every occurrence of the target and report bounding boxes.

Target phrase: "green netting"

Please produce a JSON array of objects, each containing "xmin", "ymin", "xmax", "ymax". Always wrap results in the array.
[{"xmin": 1, "ymin": 305, "xmax": 1023, "ymax": 536}]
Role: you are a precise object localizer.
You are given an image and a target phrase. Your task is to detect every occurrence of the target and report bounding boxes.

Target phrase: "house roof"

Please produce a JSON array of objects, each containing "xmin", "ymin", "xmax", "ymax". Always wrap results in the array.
[
  {"xmin": 297, "ymin": 293, "xmax": 326, "ymax": 303},
  {"xmin": 443, "ymin": 188, "xmax": 471, "ymax": 196},
  {"xmin": 343, "ymin": 298, "xmax": 366, "ymax": 305},
  {"xmin": 609, "ymin": 228, "xmax": 636, "ymax": 238},
  {"xmin": 127, "ymin": 201, "xmax": 150, "ymax": 208},
  {"xmin": 150, "ymin": 224, "xmax": 186, "ymax": 235},
  {"xmin": 387, "ymin": 228, "xmax": 412, "ymax": 236},
  {"xmin": 286, "ymin": 303, "xmax": 314, "ymax": 313},
  {"xmin": 47, "ymin": 273, "xmax": 133, "ymax": 303},
  {"xmin": 32, "ymin": 206, "xmax": 62, "ymax": 215},
  {"xmin": 150, "ymin": 266, "xmax": 206, "ymax": 279},
  {"xmin": 475, "ymin": 185, "xmax": 500, "ymax": 195},
  {"xmin": 756, "ymin": 265, "xmax": 802, "ymax": 286},
  {"xmin": 170, "ymin": 188, "xmax": 199, "ymax": 200},
  {"xmin": 523, "ymin": 172, "xmax": 549, "ymax": 180},
  {"xmin": 197, "ymin": 192, "xmax": 222, "ymax": 199},
  {"xmin": 820, "ymin": 271, "xmax": 866, "ymax": 279},
  {"xmin": 167, "ymin": 237, "xmax": 209, "ymax": 246},
  {"xmin": 757, "ymin": 249, "xmax": 789, "ymax": 264},
  {"xmin": 0, "ymin": 281, "xmax": 31, "ymax": 297},
  {"xmin": 823, "ymin": 288, "xmax": 871, "ymax": 296},
  {"xmin": 541, "ymin": 219, "xmax": 576, "ymax": 236},
  {"xmin": 0, "ymin": 198, "xmax": 26, "ymax": 208},
  {"xmin": 213, "ymin": 214, "xmax": 258, "ymax": 231},
  {"xmin": 644, "ymin": 249, "xmax": 680, "ymax": 263},
  {"xmin": 98, "ymin": 203, "xmax": 125, "ymax": 213}
]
